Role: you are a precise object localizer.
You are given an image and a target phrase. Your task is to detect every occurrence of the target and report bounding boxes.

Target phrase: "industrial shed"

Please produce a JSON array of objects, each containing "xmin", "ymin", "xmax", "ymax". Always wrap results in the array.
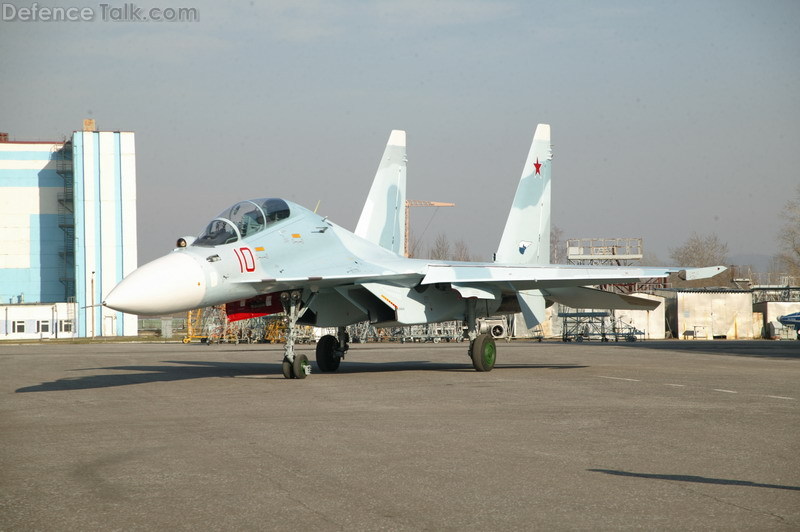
[{"xmin": 661, "ymin": 289, "xmax": 757, "ymax": 339}]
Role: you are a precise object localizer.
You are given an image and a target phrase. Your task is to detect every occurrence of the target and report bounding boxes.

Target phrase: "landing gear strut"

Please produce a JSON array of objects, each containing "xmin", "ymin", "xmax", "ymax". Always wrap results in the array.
[
  {"xmin": 280, "ymin": 290, "xmax": 313, "ymax": 379},
  {"xmin": 464, "ymin": 299, "xmax": 496, "ymax": 372}
]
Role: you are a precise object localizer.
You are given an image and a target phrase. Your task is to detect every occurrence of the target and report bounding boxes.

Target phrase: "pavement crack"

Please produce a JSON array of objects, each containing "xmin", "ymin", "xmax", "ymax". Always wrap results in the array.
[{"xmin": 677, "ymin": 484, "xmax": 790, "ymax": 525}]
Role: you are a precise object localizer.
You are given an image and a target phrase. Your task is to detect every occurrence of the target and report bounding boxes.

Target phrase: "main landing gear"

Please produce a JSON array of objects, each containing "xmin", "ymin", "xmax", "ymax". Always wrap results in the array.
[
  {"xmin": 464, "ymin": 299, "xmax": 496, "ymax": 372},
  {"xmin": 316, "ymin": 327, "xmax": 349, "ymax": 373},
  {"xmin": 279, "ymin": 291, "xmax": 349, "ymax": 379},
  {"xmin": 279, "ymin": 292, "xmax": 496, "ymax": 377}
]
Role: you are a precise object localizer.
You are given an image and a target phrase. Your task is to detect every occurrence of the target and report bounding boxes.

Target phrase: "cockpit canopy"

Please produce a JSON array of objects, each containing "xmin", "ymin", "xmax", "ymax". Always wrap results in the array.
[{"xmin": 193, "ymin": 198, "xmax": 291, "ymax": 247}]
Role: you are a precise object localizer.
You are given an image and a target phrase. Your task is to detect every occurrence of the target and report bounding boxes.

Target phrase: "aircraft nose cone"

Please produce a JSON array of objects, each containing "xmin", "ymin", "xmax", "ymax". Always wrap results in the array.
[{"xmin": 104, "ymin": 252, "xmax": 206, "ymax": 314}]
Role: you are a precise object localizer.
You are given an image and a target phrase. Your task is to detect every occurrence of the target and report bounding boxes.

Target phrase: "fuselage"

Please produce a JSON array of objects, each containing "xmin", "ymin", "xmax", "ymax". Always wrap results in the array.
[{"xmin": 104, "ymin": 198, "xmax": 501, "ymax": 326}]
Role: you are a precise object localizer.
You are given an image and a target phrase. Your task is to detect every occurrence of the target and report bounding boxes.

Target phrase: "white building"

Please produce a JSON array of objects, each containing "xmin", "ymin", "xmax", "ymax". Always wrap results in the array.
[
  {"xmin": 0, "ymin": 302, "xmax": 78, "ymax": 340},
  {"xmin": 0, "ymin": 122, "xmax": 138, "ymax": 339}
]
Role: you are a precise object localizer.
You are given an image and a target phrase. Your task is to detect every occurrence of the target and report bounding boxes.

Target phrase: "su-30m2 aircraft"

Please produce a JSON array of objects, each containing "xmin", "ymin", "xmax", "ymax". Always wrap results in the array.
[{"xmin": 104, "ymin": 125, "xmax": 724, "ymax": 379}]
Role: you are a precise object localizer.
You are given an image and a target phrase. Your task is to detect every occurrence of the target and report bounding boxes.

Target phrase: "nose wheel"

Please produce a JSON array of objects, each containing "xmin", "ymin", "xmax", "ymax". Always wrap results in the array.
[{"xmin": 282, "ymin": 353, "xmax": 310, "ymax": 379}]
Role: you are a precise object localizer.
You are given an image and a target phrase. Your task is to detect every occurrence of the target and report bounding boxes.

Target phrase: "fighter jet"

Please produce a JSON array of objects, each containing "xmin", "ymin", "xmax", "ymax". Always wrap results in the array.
[
  {"xmin": 778, "ymin": 312, "xmax": 800, "ymax": 339},
  {"xmin": 104, "ymin": 124, "xmax": 725, "ymax": 379}
]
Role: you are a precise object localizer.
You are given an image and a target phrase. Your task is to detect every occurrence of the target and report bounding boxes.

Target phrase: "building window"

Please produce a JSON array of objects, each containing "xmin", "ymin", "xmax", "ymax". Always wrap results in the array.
[
  {"xmin": 59, "ymin": 320, "xmax": 74, "ymax": 333},
  {"xmin": 37, "ymin": 321, "xmax": 50, "ymax": 333},
  {"xmin": 12, "ymin": 321, "xmax": 25, "ymax": 333}
]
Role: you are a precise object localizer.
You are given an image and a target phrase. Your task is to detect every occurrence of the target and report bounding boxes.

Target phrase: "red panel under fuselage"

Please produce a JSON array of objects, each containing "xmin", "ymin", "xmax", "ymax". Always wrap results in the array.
[{"xmin": 226, "ymin": 293, "xmax": 284, "ymax": 322}]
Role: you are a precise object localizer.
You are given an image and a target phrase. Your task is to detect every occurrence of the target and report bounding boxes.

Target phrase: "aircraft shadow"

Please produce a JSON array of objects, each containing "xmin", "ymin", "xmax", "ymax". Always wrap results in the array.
[
  {"xmin": 15, "ymin": 360, "xmax": 276, "ymax": 393},
  {"xmin": 588, "ymin": 468, "xmax": 800, "ymax": 491},
  {"xmin": 15, "ymin": 359, "xmax": 586, "ymax": 392}
]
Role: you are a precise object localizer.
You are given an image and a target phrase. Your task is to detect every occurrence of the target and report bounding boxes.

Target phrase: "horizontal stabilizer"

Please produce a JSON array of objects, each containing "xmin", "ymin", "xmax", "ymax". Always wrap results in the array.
[
  {"xmin": 678, "ymin": 266, "xmax": 726, "ymax": 280},
  {"xmin": 422, "ymin": 264, "xmax": 727, "ymax": 290},
  {"xmin": 544, "ymin": 287, "xmax": 661, "ymax": 311}
]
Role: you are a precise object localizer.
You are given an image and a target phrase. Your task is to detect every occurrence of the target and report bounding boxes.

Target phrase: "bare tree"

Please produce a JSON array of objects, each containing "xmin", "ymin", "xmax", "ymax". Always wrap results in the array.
[
  {"xmin": 669, "ymin": 232, "xmax": 729, "ymax": 267},
  {"xmin": 428, "ymin": 233, "xmax": 451, "ymax": 260},
  {"xmin": 550, "ymin": 224, "xmax": 564, "ymax": 264},
  {"xmin": 776, "ymin": 184, "xmax": 800, "ymax": 276},
  {"xmin": 639, "ymin": 251, "xmax": 663, "ymax": 266},
  {"xmin": 452, "ymin": 239, "xmax": 472, "ymax": 262}
]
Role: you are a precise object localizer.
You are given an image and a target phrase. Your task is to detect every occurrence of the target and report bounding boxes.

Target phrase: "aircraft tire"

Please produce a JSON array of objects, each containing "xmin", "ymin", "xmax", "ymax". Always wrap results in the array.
[
  {"xmin": 293, "ymin": 354, "xmax": 310, "ymax": 379},
  {"xmin": 282, "ymin": 359, "xmax": 295, "ymax": 379},
  {"xmin": 316, "ymin": 334, "xmax": 341, "ymax": 373},
  {"xmin": 470, "ymin": 333, "xmax": 496, "ymax": 372}
]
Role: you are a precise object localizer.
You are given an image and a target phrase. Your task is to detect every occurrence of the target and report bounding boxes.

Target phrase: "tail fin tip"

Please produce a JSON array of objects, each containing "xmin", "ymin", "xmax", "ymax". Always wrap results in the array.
[
  {"xmin": 388, "ymin": 129, "xmax": 406, "ymax": 147},
  {"xmin": 534, "ymin": 123, "xmax": 550, "ymax": 141}
]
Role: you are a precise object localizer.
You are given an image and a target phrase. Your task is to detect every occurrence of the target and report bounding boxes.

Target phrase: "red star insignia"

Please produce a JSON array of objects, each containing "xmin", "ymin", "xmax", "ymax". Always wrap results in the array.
[{"xmin": 534, "ymin": 158, "xmax": 542, "ymax": 175}]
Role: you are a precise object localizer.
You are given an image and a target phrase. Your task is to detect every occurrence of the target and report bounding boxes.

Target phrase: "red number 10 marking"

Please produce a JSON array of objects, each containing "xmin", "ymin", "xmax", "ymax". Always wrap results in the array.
[{"xmin": 234, "ymin": 247, "xmax": 256, "ymax": 273}]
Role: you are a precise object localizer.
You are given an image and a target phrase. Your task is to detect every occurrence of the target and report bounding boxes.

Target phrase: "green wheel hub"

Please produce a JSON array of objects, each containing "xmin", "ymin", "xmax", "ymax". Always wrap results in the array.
[
  {"xmin": 470, "ymin": 334, "xmax": 496, "ymax": 372},
  {"xmin": 481, "ymin": 340, "xmax": 496, "ymax": 367}
]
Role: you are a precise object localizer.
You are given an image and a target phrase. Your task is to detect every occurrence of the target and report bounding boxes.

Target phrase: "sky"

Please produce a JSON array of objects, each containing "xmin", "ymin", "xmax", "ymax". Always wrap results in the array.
[{"xmin": 1, "ymin": 0, "xmax": 798, "ymax": 269}]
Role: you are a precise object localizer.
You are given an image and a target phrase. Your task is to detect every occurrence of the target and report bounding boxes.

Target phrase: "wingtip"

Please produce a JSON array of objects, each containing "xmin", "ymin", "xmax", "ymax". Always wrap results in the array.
[
  {"xmin": 388, "ymin": 130, "xmax": 406, "ymax": 147},
  {"xmin": 678, "ymin": 265, "xmax": 727, "ymax": 281}
]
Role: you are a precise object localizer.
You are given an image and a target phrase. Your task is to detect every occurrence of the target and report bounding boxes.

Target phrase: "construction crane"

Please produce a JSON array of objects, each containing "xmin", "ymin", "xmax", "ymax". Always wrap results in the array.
[{"xmin": 405, "ymin": 200, "xmax": 455, "ymax": 257}]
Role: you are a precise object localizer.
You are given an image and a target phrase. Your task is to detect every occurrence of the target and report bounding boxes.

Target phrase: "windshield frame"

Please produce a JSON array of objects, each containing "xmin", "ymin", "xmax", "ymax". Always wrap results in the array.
[
  {"xmin": 191, "ymin": 198, "xmax": 292, "ymax": 248},
  {"xmin": 192, "ymin": 218, "xmax": 241, "ymax": 247}
]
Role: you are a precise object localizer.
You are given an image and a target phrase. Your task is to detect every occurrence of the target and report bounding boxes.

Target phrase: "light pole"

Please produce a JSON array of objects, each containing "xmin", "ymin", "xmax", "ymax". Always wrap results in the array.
[{"xmin": 91, "ymin": 271, "xmax": 95, "ymax": 338}]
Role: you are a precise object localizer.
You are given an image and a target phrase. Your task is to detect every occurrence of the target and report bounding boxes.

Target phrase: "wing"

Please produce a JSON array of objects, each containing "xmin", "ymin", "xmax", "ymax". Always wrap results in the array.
[
  {"xmin": 422, "ymin": 263, "xmax": 726, "ymax": 320},
  {"xmin": 422, "ymin": 263, "xmax": 725, "ymax": 289}
]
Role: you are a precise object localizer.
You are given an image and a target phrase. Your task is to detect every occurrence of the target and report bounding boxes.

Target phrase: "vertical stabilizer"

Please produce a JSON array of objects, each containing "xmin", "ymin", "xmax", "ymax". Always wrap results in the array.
[
  {"xmin": 495, "ymin": 124, "xmax": 552, "ymax": 265},
  {"xmin": 355, "ymin": 130, "xmax": 407, "ymax": 255},
  {"xmin": 495, "ymin": 124, "xmax": 552, "ymax": 329}
]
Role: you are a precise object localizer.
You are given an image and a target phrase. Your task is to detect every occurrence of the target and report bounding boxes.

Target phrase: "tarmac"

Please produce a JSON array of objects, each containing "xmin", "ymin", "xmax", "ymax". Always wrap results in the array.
[{"xmin": 1, "ymin": 339, "xmax": 798, "ymax": 531}]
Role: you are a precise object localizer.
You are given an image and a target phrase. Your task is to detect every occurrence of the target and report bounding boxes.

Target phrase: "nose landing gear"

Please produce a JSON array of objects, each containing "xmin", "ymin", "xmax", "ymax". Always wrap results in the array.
[{"xmin": 280, "ymin": 290, "xmax": 314, "ymax": 379}]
